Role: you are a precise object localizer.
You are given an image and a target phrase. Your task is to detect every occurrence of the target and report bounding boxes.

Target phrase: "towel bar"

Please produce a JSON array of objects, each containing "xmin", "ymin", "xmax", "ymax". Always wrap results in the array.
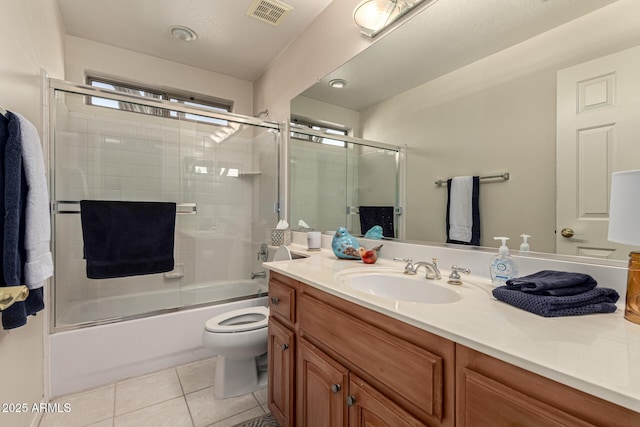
[
  {"xmin": 347, "ymin": 206, "xmax": 403, "ymax": 215},
  {"xmin": 435, "ymin": 172, "xmax": 509, "ymax": 187},
  {"xmin": 52, "ymin": 201, "xmax": 197, "ymax": 215}
]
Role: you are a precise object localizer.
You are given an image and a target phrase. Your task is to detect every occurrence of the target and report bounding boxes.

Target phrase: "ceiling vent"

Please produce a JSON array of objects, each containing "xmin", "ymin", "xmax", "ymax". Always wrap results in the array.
[{"xmin": 246, "ymin": 0, "xmax": 293, "ymax": 27}]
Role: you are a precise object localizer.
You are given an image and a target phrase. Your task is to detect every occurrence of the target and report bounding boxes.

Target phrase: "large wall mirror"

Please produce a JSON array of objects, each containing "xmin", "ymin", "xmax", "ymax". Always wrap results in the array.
[{"xmin": 290, "ymin": 0, "xmax": 640, "ymax": 262}]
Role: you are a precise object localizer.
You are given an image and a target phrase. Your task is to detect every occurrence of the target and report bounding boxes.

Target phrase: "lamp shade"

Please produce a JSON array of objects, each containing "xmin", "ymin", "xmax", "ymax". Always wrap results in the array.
[{"xmin": 608, "ymin": 170, "xmax": 640, "ymax": 245}]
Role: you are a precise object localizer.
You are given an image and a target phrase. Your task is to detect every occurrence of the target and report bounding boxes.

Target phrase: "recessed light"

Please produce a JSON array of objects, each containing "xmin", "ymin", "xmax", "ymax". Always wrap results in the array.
[
  {"xmin": 170, "ymin": 26, "xmax": 198, "ymax": 42},
  {"xmin": 329, "ymin": 79, "xmax": 348, "ymax": 89}
]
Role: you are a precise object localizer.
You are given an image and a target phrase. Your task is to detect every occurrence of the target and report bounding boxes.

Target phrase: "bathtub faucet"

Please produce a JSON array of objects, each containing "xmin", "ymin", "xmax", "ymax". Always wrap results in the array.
[{"xmin": 251, "ymin": 271, "xmax": 267, "ymax": 279}]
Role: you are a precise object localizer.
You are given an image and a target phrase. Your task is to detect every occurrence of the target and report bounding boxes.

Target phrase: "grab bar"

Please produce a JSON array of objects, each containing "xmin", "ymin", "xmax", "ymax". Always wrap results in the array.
[
  {"xmin": 434, "ymin": 172, "xmax": 509, "ymax": 187},
  {"xmin": 52, "ymin": 201, "xmax": 197, "ymax": 215}
]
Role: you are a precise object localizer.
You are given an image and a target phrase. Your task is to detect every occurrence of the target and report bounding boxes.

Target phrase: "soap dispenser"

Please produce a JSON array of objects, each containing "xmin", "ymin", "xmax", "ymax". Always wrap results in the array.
[
  {"xmin": 490, "ymin": 237, "xmax": 518, "ymax": 286},
  {"xmin": 519, "ymin": 234, "xmax": 531, "ymax": 253}
]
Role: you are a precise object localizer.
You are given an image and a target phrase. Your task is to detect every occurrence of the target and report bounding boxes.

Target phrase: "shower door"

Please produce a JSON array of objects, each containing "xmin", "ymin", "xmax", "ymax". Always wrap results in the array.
[
  {"xmin": 289, "ymin": 128, "xmax": 404, "ymax": 238},
  {"xmin": 50, "ymin": 80, "xmax": 279, "ymax": 331}
]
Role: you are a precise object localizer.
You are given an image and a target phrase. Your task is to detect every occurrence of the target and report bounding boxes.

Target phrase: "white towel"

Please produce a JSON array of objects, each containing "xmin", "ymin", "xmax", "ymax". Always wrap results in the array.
[
  {"xmin": 448, "ymin": 176, "xmax": 474, "ymax": 243},
  {"xmin": 15, "ymin": 113, "xmax": 53, "ymax": 289}
]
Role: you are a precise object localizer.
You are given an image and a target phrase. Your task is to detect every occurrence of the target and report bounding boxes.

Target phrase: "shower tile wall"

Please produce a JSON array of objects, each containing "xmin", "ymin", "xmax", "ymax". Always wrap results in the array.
[
  {"xmin": 289, "ymin": 141, "xmax": 358, "ymax": 233},
  {"xmin": 53, "ymin": 97, "xmax": 263, "ymax": 325}
]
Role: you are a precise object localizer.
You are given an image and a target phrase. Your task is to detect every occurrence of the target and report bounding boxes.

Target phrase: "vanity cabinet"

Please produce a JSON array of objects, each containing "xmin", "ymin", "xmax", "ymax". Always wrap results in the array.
[
  {"xmin": 455, "ymin": 344, "xmax": 640, "ymax": 427},
  {"xmin": 268, "ymin": 270, "xmax": 640, "ymax": 426},
  {"xmin": 267, "ymin": 272, "xmax": 299, "ymax": 427},
  {"xmin": 298, "ymin": 283, "xmax": 455, "ymax": 427},
  {"xmin": 299, "ymin": 338, "xmax": 424, "ymax": 426}
]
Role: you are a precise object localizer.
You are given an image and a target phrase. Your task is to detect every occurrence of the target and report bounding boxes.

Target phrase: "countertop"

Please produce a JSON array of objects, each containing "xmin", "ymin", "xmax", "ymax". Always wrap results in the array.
[{"xmin": 263, "ymin": 244, "xmax": 640, "ymax": 413}]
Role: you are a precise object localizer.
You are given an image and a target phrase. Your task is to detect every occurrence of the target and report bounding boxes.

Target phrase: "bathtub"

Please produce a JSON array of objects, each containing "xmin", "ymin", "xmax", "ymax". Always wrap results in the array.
[
  {"xmin": 56, "ymin": 279, "xmax": 268, "ymax": 327},
  {"xmin": 49, "ymin": 281, "xmax": 268, "ymax": 398}
]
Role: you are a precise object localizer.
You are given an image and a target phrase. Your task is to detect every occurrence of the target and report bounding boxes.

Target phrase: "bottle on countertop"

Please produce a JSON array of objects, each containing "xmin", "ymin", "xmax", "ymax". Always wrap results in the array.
[
  {"xmin": 490, "ymin": 237, "xmax": 518, "ymax": 286},
  {"xmin": 519, "ymin": 234, "xmax": 531, "ymax": 253}
]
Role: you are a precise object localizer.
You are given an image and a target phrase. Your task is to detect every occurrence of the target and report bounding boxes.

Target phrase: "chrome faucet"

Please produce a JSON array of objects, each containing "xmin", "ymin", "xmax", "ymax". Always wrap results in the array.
[
  {"xmin": 393, "ymin": 257, "xmax": 441, "ymax": 280},
  {"xmin": 251, "ymin": 271, "xmax": 267, "ymax": 279},
  {"xmin": 448, "ymin": 265, "xmax": 471, "ymax": 285}
]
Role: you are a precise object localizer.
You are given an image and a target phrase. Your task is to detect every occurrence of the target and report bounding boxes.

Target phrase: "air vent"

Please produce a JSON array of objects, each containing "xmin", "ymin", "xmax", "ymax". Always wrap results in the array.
[{"xmin": 246, "ymin": 0, "xmax": 293, "ymax": 27}]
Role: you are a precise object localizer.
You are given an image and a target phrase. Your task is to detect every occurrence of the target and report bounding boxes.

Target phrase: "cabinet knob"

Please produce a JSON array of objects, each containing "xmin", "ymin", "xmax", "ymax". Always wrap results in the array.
[
  {"xmin": 281, "ymin": 343, "xmax": 289, "ymax": 351},
  {"xmin": 346, "ymin": 395, "xmax": 356, "ymax": 406},
  {"xmin": 331, "ymin": 383, "xmax": 341, "ymax": 394},
  {"xmin": 270, "ymin": 296, "xmax": 279, "ymax": 305}
]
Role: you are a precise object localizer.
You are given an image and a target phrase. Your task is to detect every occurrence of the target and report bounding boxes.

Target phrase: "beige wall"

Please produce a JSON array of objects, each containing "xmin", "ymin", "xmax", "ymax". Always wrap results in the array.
[
  {"xmin": 362, "ymin": 69, "xmax": 557, "ymax": 251},
  {"xmin": 253, "ymin": 0, "xmax": 374, "ymax": 121},
  {"xmin": 65, "ymin": 36, "xmax": 254, "ymax": 116},
  {"xmin": 0, "ymin": 0, "xmax": 65, "ymax": 426}
]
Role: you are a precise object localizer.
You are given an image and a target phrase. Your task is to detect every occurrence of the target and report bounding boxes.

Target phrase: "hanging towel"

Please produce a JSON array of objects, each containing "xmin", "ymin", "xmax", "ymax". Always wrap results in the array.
[
  {"xmin": 506, "ymin": 270, "xmax": 597, "ymax": 296},
  {"xmin": 446, "ymin": 176, "xmax": 480, "ymax": 245},
  {"xmin": 0, "ymin": 112, "xmax": 45, "ymax": 330},
  {"xmin": 492, "ymin": 286, "xmax": 619, "ymax": 317},
  {"xmin": 2, "ymin": 112, "xmax": 26, "ymax": 287},
  {"xmin": 359, "ymin": 206, "xmax": 394, "ymax": 238},
  {"xmin": 13, "ymin": 112, "xmax": 53, "ymax": 290},
  {"xmin": 80, "ymin": 200, "xmax": 176, "ymax": 279}
]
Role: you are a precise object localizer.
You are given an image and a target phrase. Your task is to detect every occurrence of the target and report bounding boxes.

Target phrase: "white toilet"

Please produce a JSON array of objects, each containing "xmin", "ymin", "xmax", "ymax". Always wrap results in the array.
[{"xmin": 202, "ymin": 305, "xmax": 269, "ymax": 398}]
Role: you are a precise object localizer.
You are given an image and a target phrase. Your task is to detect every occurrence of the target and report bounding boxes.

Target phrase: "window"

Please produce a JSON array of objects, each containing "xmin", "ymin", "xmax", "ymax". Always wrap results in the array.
[
  {"xmin": 86, "ymin": 76, "xmax": 233, "ymax": 124},
  {"xmin": 290, "ymin": 118, "xmax": 349, "ymax": 148}
]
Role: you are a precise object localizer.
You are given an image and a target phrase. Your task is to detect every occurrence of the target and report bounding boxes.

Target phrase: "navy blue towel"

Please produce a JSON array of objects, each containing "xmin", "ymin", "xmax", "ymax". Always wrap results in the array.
[
  {"xmin": 0, "ymin": 112, "xmax": 45, "ymax": 330},
  {"xmin": 492, "ymin": 286, "xmax": 619, "ymax": 317},
  {"xmin": 359, "ymin": 206, "xmax": 394, "ymax": 238},
  {"xmin": 446, "ymin": 176, "xmax": 480, "ymax": 246},
  {"xmin": 80, "ymin": 201, "xmax": 176, "ymax": 279},
  {"xmin": 506, "ymin": 270, "xmax": 597, "ymax": 296}
]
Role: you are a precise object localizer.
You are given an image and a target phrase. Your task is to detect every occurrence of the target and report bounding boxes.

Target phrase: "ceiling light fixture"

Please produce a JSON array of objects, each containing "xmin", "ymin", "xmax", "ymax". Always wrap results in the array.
[
  {"xmin": 170, "ymin": 25, "xmax": 198, "ymax": 42},
  {"xmin": 353, "ymin": 0, "xmax": 435, "ymax": 37},
  {"xmin": 329, "ymin": 79, "xmax": 348, "ymax": 89}
]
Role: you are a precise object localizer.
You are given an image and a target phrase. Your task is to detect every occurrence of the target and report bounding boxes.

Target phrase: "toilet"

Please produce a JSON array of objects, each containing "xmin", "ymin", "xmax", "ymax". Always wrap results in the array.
[{"xmin": 202, "ymin": 305, "xmax": 269, "ymax": 398}]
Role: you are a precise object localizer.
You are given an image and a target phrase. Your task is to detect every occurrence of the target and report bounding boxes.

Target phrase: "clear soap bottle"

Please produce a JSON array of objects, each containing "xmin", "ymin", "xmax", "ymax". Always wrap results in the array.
[{"xmin": 490, "ymin": 237, "xmax": 518, "ymax": 286}]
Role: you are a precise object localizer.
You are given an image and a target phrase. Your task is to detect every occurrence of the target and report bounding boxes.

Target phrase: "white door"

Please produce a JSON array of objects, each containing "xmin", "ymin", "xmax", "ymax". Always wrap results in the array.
[{"xmin": 557, "ymin": 45, "xmax": 640, "ymax": 259}]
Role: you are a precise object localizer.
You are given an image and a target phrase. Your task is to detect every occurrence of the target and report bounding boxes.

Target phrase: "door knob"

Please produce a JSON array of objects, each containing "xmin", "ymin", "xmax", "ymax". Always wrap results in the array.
[
  {"xmin": 270, "ymin": 296, "xmax": 279, "ymax": 305},
  {"xmin": 281, "ymin": 343, "xmax": 289, "ymax": 351},
  {"xmin": 561, "ymin": 227, "xmax": 575, "ymax": 238},
  {"xmin": 346, "ymin": 395, "xmax": 356, "ymax": 406},
  {"xmin": 331, "ymin": 384, "xmax": 341, "ymax": 394}
]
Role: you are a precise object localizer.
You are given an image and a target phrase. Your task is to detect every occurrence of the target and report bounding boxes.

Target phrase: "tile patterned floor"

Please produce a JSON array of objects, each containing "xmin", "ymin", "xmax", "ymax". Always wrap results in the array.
[{"xmin": 39, "ymin": 357, "xmax": 269, "ymax": 427}]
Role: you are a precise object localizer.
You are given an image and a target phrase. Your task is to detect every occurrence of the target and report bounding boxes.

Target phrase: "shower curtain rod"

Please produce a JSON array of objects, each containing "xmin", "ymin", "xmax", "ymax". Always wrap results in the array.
[{"xmin": 52, "ymin": 201, "xmax": 197, "ymax": 215}]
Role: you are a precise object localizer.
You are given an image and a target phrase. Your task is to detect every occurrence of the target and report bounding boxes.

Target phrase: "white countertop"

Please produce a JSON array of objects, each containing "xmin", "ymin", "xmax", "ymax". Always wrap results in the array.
[{"xmin": 263, "ymin": 244, "xmax": 640, "ymax": 413}]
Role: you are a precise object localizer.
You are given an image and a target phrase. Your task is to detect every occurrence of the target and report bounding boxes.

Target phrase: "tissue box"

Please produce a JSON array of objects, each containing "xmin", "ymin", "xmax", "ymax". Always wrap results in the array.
[{"xmin": 271, "ymin": 228, "xmax": 291, "ymax": 246}]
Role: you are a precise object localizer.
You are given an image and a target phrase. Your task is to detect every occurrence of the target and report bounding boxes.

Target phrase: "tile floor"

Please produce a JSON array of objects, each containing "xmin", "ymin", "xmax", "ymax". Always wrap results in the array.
[{"xmin": 39, "ymin": 357, "xmax": 270, "ymax": 427}]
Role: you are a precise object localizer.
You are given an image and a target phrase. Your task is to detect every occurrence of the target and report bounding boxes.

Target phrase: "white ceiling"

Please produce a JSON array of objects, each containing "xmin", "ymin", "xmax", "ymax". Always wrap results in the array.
[{"xmin": 56, "ymin": 0, "xmax": 333, "ymax": 81}]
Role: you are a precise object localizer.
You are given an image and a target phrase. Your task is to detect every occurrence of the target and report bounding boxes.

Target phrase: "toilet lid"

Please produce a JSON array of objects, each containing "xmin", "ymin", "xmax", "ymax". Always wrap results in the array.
[
  {"xmin": 205, "ymin": 306, "xmax": 269, "ymax": 333},
  {"xmin": 273, "ymin": 246, "xmax": 292, "ymax": 261}
]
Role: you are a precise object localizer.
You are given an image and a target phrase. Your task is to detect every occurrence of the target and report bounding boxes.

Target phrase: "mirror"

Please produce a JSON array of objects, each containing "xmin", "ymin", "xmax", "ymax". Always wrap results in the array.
[{"xmin": 290, "ymin": 0, "xmax": 640, "ymax": 261}]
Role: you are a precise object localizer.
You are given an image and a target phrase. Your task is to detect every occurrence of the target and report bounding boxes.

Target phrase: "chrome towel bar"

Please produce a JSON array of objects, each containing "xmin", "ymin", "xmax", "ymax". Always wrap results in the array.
[
  {"xmin": 434, "ymin": 172, "xmax": 509, "ymax": 187},
  {"xmin": 52, "ymin": 201, "xmax": 197, "ymax": 215}
]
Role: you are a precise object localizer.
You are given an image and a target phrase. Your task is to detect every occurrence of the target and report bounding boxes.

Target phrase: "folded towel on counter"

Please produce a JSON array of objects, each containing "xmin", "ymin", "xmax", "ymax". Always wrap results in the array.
[
  {"xmin": 359, "ymin": 206, "xmax": 395, "ymax": 238},
  {"xmin": 506, "ymin": 270, "xmax": 597, "ymax": 296},
  {"xmin": 492, "ymin": 286, "xmax": 619, "ymax": 317},
  {"xmin": 446, "ymin": 176, "xmax": 480, "ymax": 245},
  {"xmin": 80, "ymin": 200, "xmax": 176, "ymax": 279}
]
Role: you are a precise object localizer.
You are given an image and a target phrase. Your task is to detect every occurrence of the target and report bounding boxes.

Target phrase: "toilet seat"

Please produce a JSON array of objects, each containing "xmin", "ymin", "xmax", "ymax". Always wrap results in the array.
[{"xmin": 205, "ymin": 306, "xmax": 269, "ymax": 333}]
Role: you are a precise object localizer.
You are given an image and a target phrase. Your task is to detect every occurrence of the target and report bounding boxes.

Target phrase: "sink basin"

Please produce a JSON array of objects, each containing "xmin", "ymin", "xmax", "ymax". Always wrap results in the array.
[{"xmin": 335, "ymin": 269, "xmax": 461, "ymax": 304}]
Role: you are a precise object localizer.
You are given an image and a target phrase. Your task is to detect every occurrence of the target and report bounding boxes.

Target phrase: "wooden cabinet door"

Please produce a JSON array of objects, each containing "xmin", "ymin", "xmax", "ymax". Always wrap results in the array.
[
  {"xmin": 347, "ymin": 374, "xmax": 424, "ymax": 427},
  {"xmin": 458, "ymin": 368, "xmax": 593, "ymax": 427},
  {"xmin": 299, "ymin": 339, "xmax": 349, "ymax": 427},
  {"xmin": 268, "ymin": 317, "xmax": 295, "ymax": 427}
]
